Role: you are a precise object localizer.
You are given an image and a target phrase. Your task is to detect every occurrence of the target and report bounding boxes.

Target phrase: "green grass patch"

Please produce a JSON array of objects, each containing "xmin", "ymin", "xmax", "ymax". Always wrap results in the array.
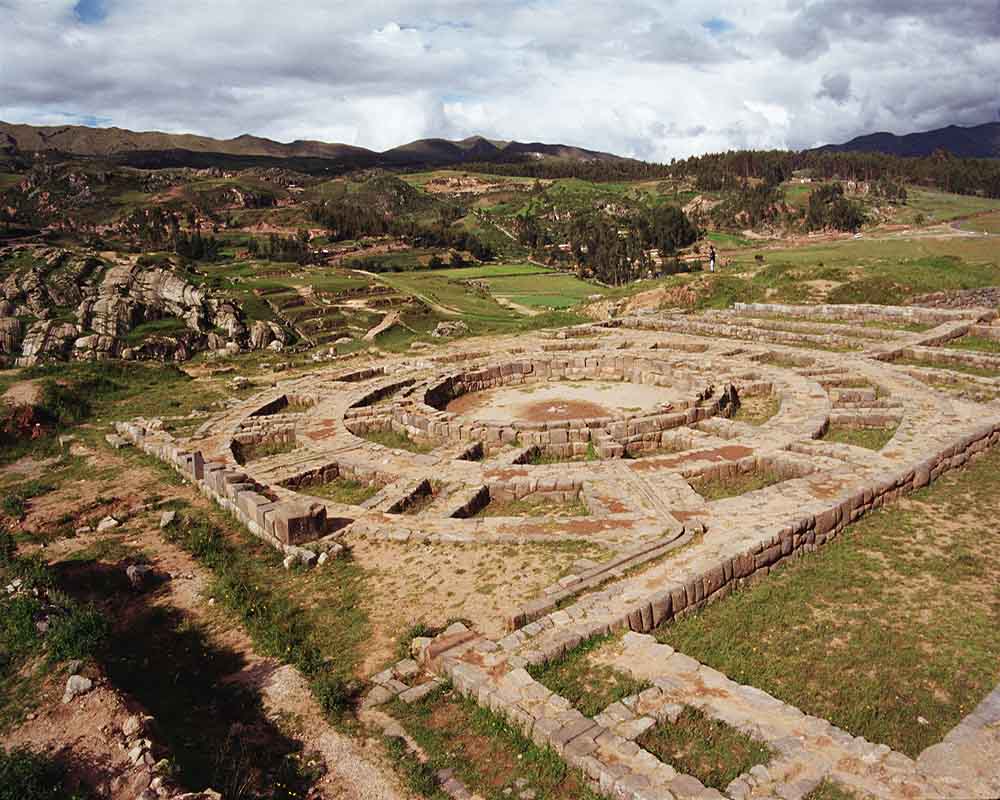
[
  {"xmin": 894, "ymin": 357, "xmax": 1000, "ymax": 379},
  {"xmin": 162, "ymin": 510, "xmax": 368, "ymax": 717},
  {"xmin": 823, "ymin": 424, "xmax": 898, "ymax": 450},
  {"xmin": 232, "ymin": 436, "xmax": 298, "ymax": 464},
  {"xmin": 475, "ymin": 494, "xmax": 588, "ymax": 518},
  {"xmin": 360, "ymin": 427, "xmax": 435, "ymax": 454},
  {"xmin": 945, "ymin": 334, "xmax": 1000, "ymax": 354},
  {"xmin": 303, "ymin": 477, "xmax": 380, "ymax": 505},
  {"xmin": 0, "ymin": 746, "xmax": 91, "ymax": 800},
  {"xmin": 656, "ymin": 446, "xmax": 1000, "ymax": 757},
  {"xmin": 390, "ymin": 686, "xmax": 603, "ymax": 800},
  {"xmin": 803, "ymin": 779, "xmax": 860, "ymax": 800},
  {"xmin": 527, "ymin": 634, "xmax": 651, "ymax": 717},
  {"xmin": 636, "ymin": 707, "xmax": 773, "ymax": 791},
  {"xmin": 1, "ymin": 479, "xmax": 55, "ymax": 520},
  {"xmin": 689, "ymin": 468, "xmax": 782, "ymax": 500},
  {"xmin": 123, "ymin": 317, "xmax": 190, "ymax": 344},
  {"xmin": 732, "ymin": 394, "xmax": 780, "ymax": 425}
]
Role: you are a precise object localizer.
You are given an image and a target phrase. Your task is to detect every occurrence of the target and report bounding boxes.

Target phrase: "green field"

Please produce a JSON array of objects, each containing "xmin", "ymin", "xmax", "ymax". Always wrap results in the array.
[
  {"xmin": 383, "ymin": 262, "xmax": 606, "ymax": 313},
  {"xmin": 894, "ymin": 188, "xmax": 1000, "ymax": 225},
  {"xmin": 959, "ymin": 210, "xmax": 1000, "ymax": 234}
]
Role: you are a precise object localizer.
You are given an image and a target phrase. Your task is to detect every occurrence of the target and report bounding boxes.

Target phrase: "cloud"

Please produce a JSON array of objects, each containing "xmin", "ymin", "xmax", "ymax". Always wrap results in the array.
[
  {"xmin": 817, "ymin": 72, "xmax": 851, "ymax": 104},
  {"xmin": 0, "ymin": 0, "xmax": 997, "ymax": 161}
]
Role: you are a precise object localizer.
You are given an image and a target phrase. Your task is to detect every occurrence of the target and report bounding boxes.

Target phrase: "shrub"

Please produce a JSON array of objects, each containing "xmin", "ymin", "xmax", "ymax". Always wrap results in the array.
[
  {"xmin": 0, "ymin": 529, "xmax": 16, "ymax": 565},
  {"xmin": 0, "ymin": 747, "xmax": 86, "ymax": 800},
  {"xmin": 46, "ymin": 605, "xmax": 111, "ymax": 663}
]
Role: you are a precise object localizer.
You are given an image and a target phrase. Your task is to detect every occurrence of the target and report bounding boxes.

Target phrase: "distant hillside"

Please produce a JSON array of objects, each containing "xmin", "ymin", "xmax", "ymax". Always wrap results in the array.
[
  {"xmin": 816, "ymin": 122, "xmax": 1000, "ymax": 158},
  {"xmin": 0, "ymin": 122, "xmax": 628, "ymax": 170}
]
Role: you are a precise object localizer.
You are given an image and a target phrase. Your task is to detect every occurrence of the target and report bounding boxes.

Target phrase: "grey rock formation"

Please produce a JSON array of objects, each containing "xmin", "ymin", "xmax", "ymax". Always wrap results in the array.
[
  {"xmin": 0, "ymin": 247, "xmax": 288, "ymax": 365},
  {"xmin": 17, "ymin": 320, "xmax": 80, "ymax": 366}
]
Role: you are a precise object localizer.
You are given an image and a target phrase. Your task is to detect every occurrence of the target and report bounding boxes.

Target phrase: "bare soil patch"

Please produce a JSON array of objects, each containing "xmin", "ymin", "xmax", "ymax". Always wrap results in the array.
[{"xmin": 347, "ymin": 536, "xmax": 611, "ymax": 673}]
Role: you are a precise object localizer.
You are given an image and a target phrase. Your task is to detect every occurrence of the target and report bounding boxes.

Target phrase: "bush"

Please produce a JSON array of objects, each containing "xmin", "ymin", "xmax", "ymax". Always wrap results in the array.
[
  {"xmin": 46, "ymin": 605, "xmax": 111, "ymax": 663},
  {"xmin": 1, "ymin": 480, "xmax": 55, "ymax": 520},
  {"xmin": 0, "ymin": 529, "xmax": 16, "ymax": 565},
  {"xmin": 0, "ymin": 747, "xmax": 85, "ymax": 800}
]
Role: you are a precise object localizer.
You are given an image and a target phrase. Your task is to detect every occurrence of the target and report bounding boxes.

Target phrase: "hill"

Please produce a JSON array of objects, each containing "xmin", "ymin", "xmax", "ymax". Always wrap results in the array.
[
  {"xmin": 0, "ymin": 121, "xmax": 628, "ymax": 170},
  {"xmin": 817, "ymin": 121, "xmax": 1000, "ymax": 158}
]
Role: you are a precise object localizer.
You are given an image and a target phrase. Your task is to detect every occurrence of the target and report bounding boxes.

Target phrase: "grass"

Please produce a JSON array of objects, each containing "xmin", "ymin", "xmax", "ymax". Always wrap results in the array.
[
  {"xmin": 803, "ymin": 779, "xmax": 860, "ymax": 800},
  {"xmin": 233, "ymin": 436, "xmax": 298, "ymax": 464},
  {"xmin": 656, "ymin": 446, "xmax": 1000, "ymax": 757},
  {"xmin": 390, "ymin": 686, "xmax": 604, "ymax": 800},
  {"xmin": 475, "ymin": 494, "xmax": 588, "ymax": 518},
  {"xmin": 360, "ymin": 427, "xmax": 435, "ymax": 454},
  {"xmin": 689, "ymin": 468, "xmax": 782, "ymax": 500},
  {"xmin": 527, "ymin": 442, "xmax": 599, "ymax": 464},
  {"xmin": 0, "ymin": 545, "xmax": 111, "ymax": 734},
  {"xmin": 945, "ymin": 334, "xmax": 1000, "ymax": 354},
  {"xmin": 753, "ymin": 352, "xmax": 812, "ymax": 369},
  {"xmin": 123, "ymin": 316, "xmax": 190, "ymax": 344},
  {"xmin": 636, "ymin": 707, "xmax": 773, "ymax": 791},
  {"xmin": 303, "ymin": 477, "xmax": 380, "ymax": 505},
  {"xmin": 894, "ymin": 357, "xmax": 1000, "ymax": 379},
  {"xmin": 162, "ymin": 510, "xmax": 369, "ymax": 720},
  {"xmin": 527, "ymin": 634, "xmax": 651, "ymax": 717},
  {"xmin": 958, "ymin": 209, "xmax": 1000, "ymax": 234},
  {"xmin": 896, "ymin": 187, "xmax": 1000, "ymax": 225},
  {"xmin": 1, "ymin": 479, "xmax": 55, "ymax": 519},
  {"xmin": 0, "ymin": 747, "xmax": 91, "ymax": 800},
  {"xmin": 732, "ymin": 394, "xmax": 780, "ymax": 425},
  {"xmin": 822, "ymin": 424, "xmax": 898, "ymax": 450}
]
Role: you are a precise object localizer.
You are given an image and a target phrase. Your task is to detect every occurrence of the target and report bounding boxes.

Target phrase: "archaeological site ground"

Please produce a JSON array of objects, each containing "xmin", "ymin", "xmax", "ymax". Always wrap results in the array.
[{"xmin": 1, "ymin": 130, "xmax": 999, "ymax": 800}]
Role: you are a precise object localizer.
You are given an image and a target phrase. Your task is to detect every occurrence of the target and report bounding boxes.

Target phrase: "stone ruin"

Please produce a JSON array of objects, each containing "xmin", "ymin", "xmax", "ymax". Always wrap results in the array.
[{"xmin": 120, "ymin": 300, "xmax": 1000, "ymax": 799}]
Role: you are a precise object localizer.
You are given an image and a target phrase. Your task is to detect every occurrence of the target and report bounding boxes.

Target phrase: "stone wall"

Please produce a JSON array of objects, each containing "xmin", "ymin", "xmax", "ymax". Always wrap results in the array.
[{"xmin": 115, "ymin": 421, "xmax": 334, "ymax": 563}]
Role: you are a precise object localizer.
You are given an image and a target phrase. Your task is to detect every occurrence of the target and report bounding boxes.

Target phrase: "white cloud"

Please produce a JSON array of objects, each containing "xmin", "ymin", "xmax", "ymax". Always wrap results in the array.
[{"xmin": 0, "ymin": 0, "xmax": 996, "ymax": 160}]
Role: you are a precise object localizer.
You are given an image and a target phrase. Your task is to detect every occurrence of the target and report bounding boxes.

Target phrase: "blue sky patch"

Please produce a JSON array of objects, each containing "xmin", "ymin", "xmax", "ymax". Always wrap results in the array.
[
  {"xmin": 702, "ymin": 17, "xmax": 734, "ymax": 34},
  {"xmin": 74, "ymin": 0, "xmax": 107, "ymax": 24}
]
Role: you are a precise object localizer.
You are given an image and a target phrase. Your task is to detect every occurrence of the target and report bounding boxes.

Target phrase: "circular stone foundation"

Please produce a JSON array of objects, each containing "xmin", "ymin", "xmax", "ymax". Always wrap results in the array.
[{"xmin": 446, "ymin": 381, "xmax": 682, "ymax": 424}]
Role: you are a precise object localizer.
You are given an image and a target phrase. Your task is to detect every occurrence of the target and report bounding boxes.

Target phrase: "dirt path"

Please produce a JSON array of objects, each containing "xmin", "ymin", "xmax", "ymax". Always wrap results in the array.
[
  {"xmin": 5, "ymin": 446, "xmax": 415, "ymax": 800},
  {"xmin": 2, "ymin": 379, "xmax": 42, "ymax": 406},
  {"xmin": 363, "ymin": 310, "xmax": 401, "ymax": 342},
  {"xmin": 496, "ymin": 296, "xmax": 542, "ymax": 317},
  {"xmin": 127, "ymin": 523, "xmax": 416, "ymax": 800}
]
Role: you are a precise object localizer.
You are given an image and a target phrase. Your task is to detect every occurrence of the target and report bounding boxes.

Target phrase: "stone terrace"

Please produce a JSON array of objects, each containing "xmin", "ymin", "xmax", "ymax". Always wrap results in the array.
[{"xmin": 120, "ymin": 302, "xmax": 1000, "ymax": 799}]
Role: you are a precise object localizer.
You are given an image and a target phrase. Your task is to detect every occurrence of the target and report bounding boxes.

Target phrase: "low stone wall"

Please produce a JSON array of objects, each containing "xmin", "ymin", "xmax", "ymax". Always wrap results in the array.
[
  {"xmin": 116, "ymin": 420, "xmax": 333, "ymax": 563},
  {"xmin": 733, "ymin": 301, "xmax": 995, "ymax": 326},
  {"xmin": 485, "ymin": 476, "xmax": 583, "ymax": 505},
  {"xmin": 230, "ymin": 427, "xmax": 297, "ymax": 465},
  {"xmin": 278, "ymin": 457, "xmax": 397, "ymax": 493},
  {"xmin": 500, "ymin": 421, "xmax": 1000, "ymax": 659},
  {"xmin": 613, "ymin": 314, "xmax": 867, "ymax": 350},
  {"xmin": 969, "ymin": 324, "xmax": 1000, "ymax": 342},
  {"xmin": 894, "ymin": 344, "xmax": 1000, "ymax": 372},
  {"xmin": 351, "ymin": 354, "xmax": 735, "ymax": 460}
]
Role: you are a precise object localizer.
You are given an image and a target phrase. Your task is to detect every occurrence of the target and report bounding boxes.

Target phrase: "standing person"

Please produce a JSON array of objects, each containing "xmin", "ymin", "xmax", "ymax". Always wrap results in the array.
[{"xmin": 708, "ymin": 245, "xmax": 717, "ymax": 273}]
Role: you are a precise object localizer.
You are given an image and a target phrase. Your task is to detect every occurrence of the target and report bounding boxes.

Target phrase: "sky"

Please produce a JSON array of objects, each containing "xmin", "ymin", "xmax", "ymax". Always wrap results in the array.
[{"xmin": 1, "ymin": 0, "xmax": 998, "ymax": 162}]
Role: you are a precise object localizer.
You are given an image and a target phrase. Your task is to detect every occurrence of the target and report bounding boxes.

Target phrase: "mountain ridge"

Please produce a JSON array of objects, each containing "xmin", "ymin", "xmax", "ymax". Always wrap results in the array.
[
  {"xmin": 0, "ymin": 121, "xmax": 628, "ymax": 167},
  {"xmin": 815, "ymin": 121, "xmax": 1000, "ymax": 158}
]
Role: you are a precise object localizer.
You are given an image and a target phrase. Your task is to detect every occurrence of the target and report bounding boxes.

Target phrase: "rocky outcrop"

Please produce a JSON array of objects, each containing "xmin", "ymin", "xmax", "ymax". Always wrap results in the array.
[
  {"xmin": 0, "ymin": 248, "xmax": 102, "ymax": 316},
  {"xmin": 0, "ymin": 317, "xmax": 22, "ymax": 361},
  {"xmin": 0, "ymin": 248, "xmax": 287, "ymax": 365},
  {"xmin": 248, "ymin": 320, "xmax": 289, "ymax": 350},
  {"xmin": 17, "ymin": 320, "xmax": 81, "ymax": 366}
]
